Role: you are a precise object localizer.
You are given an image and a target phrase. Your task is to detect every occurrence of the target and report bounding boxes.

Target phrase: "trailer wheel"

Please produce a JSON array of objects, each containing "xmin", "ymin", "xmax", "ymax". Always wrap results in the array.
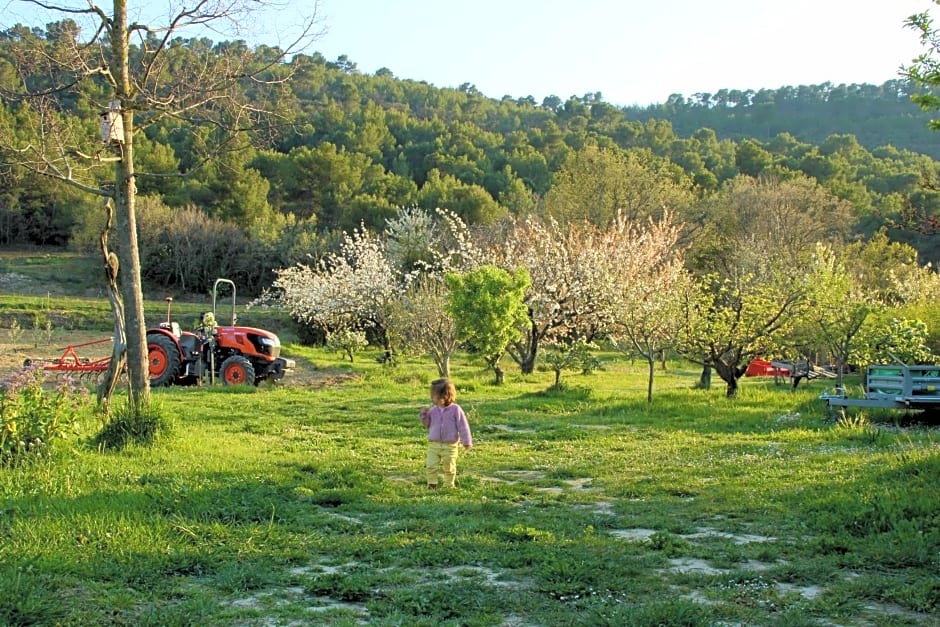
[
  {"xmin": 220, "ymin": 355, "xmax": 256, "ymax": 386},
  {"xmin": 148, "ymin": 334, "xmax": 181, "ymax": 387}
]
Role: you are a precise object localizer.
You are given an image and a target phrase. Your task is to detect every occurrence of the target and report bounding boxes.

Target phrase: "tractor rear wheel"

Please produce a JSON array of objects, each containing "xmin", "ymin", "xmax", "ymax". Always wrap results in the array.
[
  {"xmin": 220, "ymin": 355, "xmax": 256, "ymax": 386},
  {"xmin": 148, "ymin": 334, "xmax": 181, "ymax": 387}
]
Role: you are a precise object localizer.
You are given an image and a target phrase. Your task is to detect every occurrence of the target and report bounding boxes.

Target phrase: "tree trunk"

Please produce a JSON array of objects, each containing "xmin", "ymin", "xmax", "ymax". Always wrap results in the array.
[
  {"xmin": 96, "ymin": 200, "xmax": 126, "ymax": 411},
  {"xmin": 519, "ymin": 350, "xmax": 536, "ymax": 375},
  {"xmin": 112, "ymin": 0, "xmax": 150, "ymax": 410},
  {"xmin": 835, "ymin": 346, "xmax": 849, "ymax": 388},
  {"xmin": 487, "ymin": 355, "xmax": 505, "ymax": 385},
  {"xmin": 378, "ymin": 326, "xmax": 394, "ymax": 364},
  {"xmin": 646, "ymin": 353, "xmax": 655, "ymax": 403},
  {"xmin": 494, "ymin": 363, "xmax": 504, "ymax": 385},
  {"xmin": 724, "ymin": 376, "xmax": 739, "ymax": 398},
  {"xmin": 714, "ymin": 362, "xmax": 745, "ymax": 398},
  {"xmin": 437, "ymin": 354, "xmax": 450, "ymax": 378},
  {"xmin": 511, "ymin": 318, "xmax": 538, "ymax": 374},
  {"xmin": 697, "ymin": 364, "xmax": 712, "ymax": 389},
  {"xmin": 114, "ymin": 132, "xmax": 149, "ymax": 408}
]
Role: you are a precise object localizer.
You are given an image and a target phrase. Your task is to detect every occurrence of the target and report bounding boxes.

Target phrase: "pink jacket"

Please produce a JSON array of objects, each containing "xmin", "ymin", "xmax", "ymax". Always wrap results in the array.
[{"xmin": 421, "ymin": 403, "xmax": 473, "ymax": 447}]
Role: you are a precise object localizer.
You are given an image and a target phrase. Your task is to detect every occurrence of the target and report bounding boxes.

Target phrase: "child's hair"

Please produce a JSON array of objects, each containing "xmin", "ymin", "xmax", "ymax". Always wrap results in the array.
[{"xmin": 430, "ymin": 378, "xmax": 457, "ymax": 405}]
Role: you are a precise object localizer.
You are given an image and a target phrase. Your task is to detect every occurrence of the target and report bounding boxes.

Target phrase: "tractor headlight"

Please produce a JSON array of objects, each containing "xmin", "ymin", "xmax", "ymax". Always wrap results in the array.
[{"xmin": 259, "ymin": 336, "xmax": 280, "ymax": 358}]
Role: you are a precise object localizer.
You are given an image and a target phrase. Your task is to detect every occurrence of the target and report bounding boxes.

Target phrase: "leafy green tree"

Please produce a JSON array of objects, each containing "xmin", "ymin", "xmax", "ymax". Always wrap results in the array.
[
  {"xmin": 505, "ymin": 142, "xmax": 552, "ymax": 194},
  {"xmin": 853, "ymin": 317, "xmax": 936, "ymax": 368},
  {"xmin": 123, "ymin": 133, "xmax": 181, "ymax": 199},
  {"xmin": 346, "ymin": 101, "xmax": 396, "ymax": 162},
  {"xmin": 497, "ymin": 170, "xmax": 537, "ymax": 215},
  {"xmin": 688, "ymin": 174, "xmax": 854, "ymax": 276},
  {"xmin": 894, "ymin": 299, "xmax": 940, "ymax": 356},
  {"xmin": 844, "ymin": 230, "xmax": 938, "ymax": 305},
  {"xmin": 336, "ymin": 195, "xmax": 399, "ymax": 232},
  {"xmin": 802, "ymin": 243, "xmax": 879, "ymax": 386},
  {"xmin": 682, "ymin": 127, "xmax": 738, "ymax": 188},
  {"xmin": 735, "ymin": 139, "xmax": 773, "ymax": 177},
  {"xmin": 278, "ymin": 142, "xmax": 385, "ymax": 226},
  {"xmin": 678, "ymin": 271, "xmax": 807, "ymax": 398},
  {"xmin": 639, "ymin": 118, "xmax": 677, "ymax": 156},
  {"xmin": 179, "ymin": 147, "xmax": 272, "ymax": 226},
  {"xmin": 445, "ymin": 265, "xmax": 530, "ymax": 384},
  {"xmin": 542, "ymin": 145, "xmax": 693, "ymax": 227},
  {"xmin": 0, "ymin": 164, "xmax": 95, "ymax": 245},
  {"xmin": 683, "ymin": 175, "xmax": 850, "ymax": 395},
  {"xmin": 902, "ymin": 3, "xmax": 940, "ymax": 130},
  {"xmin": 417, "ymin": 169, "xmax": 505, "ymax": 225}
]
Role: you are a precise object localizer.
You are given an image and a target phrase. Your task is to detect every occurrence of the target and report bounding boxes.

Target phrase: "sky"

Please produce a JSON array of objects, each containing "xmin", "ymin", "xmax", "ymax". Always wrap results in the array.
[
  {"xmin": 1, "ymin": 0, "xmax": 933, "ymax": 107},
  {"xmin": 308, "ymin": 0, "xmax": 931, "ymax": 106}
]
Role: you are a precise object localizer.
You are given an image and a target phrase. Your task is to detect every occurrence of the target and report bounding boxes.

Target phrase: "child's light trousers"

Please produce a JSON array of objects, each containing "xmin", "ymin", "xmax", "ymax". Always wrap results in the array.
[{"xmin": 426, "ymin": 441, "xmax": 460, "ymax": 487}]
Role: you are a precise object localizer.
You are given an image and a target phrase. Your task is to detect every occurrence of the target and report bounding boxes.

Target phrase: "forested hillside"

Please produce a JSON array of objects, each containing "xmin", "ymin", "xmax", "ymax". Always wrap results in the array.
[
  {"xmin": 621, "ymin": 81, "xmax": 940, "ymax": 159},
  {"xmin": 1, "ymin": 25, "xmax": 939, "ymax": 295}
]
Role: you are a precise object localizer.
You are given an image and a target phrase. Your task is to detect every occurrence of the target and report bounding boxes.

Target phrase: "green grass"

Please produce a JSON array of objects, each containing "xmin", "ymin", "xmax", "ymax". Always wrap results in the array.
[
  {"xmin": 1, "ymin": 347, "xmax": 938, "ymax": 626},
  {"xmin": 0, "ymin": 249, "xmax": 102, "ymax": 296}
]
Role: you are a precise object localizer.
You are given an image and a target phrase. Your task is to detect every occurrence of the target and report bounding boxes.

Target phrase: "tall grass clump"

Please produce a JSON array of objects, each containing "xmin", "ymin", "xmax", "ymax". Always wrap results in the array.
[
  {"xmin": 94, "ymin": 397, "xmax": 171, "ymax": 450},
  {"xmin": 0, "ymin": 570, "xmax": 64, "ymax": 626},
  {"xmin": 0, "ymin": 365, "xmax": 87, "ymax": 466}
]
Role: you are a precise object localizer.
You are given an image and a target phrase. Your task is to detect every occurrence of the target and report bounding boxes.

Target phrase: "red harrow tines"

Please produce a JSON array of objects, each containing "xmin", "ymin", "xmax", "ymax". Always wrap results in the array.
[{"xmin": 25, "ymin": 338, "xmax": 114, "ymax": 382}]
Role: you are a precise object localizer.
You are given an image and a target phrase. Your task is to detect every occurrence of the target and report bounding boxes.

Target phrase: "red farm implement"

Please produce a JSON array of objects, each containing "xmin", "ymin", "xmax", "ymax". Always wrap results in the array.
[{"xmin": 24, "ymin": 337, "xmax": 113, "ymax": 381}]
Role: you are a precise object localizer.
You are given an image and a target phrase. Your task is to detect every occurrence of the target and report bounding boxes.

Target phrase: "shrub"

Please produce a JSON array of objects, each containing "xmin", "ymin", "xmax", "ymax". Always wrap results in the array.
[
  {"xmin": 326, "ymin": 329, "xmax": 369, "ymax": 363},
  {"xmin": 95, "ymin": 398, "xmax": 170, "ymax": 450},
  {"xmin": 539, "ymin": 339, "xmax": 600, "ymax": 389},
  {"xmin": 0, "ymin": 365, "xmax": 87, "ymax": 466}
]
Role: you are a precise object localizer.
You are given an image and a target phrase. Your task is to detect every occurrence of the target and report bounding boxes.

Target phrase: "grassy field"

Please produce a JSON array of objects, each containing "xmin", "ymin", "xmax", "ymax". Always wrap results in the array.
[
  {"xmin": 1, "ymin": 345, "xmax": 938, "ymax": 626},
  {"xmin": 1, "ymin": 250, "xmax": 938, "ymax": 625}
]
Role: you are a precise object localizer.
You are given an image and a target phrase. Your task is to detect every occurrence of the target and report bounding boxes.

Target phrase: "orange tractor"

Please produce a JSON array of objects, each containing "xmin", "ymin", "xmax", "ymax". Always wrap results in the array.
[{"xmin": 147, "ymin": 278, "xmax": 294, "ymax": 387}]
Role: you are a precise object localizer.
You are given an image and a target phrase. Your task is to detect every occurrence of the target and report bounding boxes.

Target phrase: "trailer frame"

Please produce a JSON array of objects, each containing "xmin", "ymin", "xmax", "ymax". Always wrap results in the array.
[{"xmin": 819, "ymin": 364, "xmax": 940, "ymax": 416}]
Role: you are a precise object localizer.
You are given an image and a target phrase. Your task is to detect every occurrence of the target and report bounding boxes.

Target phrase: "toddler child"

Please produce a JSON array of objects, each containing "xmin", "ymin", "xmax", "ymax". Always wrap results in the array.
[{"xmin": 420, "ymin": 377, "xmax": 473, "ymax": 489}]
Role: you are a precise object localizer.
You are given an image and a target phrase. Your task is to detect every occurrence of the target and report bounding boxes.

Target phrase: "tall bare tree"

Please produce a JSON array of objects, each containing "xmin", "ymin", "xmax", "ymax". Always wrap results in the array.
[{"xmin": 0, "ymin": 0, "xmax": 321, "ymax": 410}]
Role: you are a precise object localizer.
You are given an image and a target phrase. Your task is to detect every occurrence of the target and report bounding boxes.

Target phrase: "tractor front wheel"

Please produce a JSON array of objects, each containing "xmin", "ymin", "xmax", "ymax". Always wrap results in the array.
[
  {"xmin": 220, "ymin": 355, "xmax": 256, "ymax": 386},
  {"xmin": 148, "ymin": 334, "xmax": 181, "ymax": 387}
]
